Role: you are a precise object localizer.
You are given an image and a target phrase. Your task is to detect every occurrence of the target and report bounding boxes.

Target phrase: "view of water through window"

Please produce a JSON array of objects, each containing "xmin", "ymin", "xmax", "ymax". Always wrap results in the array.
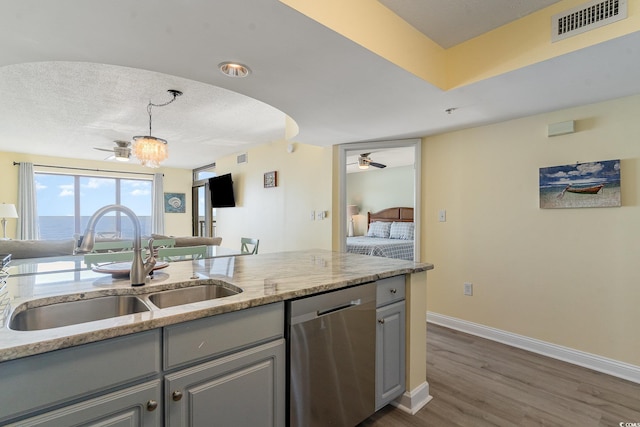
[{"xmin": 35, "ymin": 172, "xmax": 152, "ymax": 240}]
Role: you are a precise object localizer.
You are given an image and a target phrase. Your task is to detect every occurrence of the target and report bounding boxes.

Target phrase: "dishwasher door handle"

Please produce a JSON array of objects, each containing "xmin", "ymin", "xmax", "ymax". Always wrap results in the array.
[{"xmin": 316, "ymin": 298, "xmax": 362, "ymax": 317}]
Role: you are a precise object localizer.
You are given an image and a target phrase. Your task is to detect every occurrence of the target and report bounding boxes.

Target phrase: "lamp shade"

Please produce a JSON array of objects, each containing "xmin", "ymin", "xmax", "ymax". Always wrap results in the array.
[
  {"xmin": 0, "ymin": 203, "xmax": 18, "ymax": 219},
  {"xmin": 347, "ymin": 205, "xmax": 359, "ymax": 217},
  {"xmin": 133, "ymin": 136, "xmax": 168, "ymax": 168}
]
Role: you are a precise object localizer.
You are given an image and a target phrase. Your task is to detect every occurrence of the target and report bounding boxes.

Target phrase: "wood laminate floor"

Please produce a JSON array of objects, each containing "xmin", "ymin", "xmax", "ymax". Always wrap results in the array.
[{"xmin": 360, "ymin": 323, "xmax": 640, "ymax": 426}]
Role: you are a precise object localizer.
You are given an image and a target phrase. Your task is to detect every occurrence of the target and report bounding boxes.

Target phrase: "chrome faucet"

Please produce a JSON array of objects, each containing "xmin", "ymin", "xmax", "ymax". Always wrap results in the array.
[{"xmin": 76, "ymin": 204, "xmax": 156, "ymax": 286}]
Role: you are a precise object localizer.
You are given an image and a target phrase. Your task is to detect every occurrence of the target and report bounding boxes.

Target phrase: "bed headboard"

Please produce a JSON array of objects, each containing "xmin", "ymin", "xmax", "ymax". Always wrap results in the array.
[{"xmin": 367, "ymin": 207, "xmax": 414, "ymax": 227}]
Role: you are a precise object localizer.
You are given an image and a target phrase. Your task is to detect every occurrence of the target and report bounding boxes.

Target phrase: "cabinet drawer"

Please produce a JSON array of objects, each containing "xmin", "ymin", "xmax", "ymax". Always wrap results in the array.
[
  {"xmin": 0, "ymin": 329, "xmax": 161, "ymax": 424},
  {"xmin": 165, "ymin": 339, "xmax": 286, "ymax": 427},
  {"xmin": 376, "ymin": 276, "xmax": 405, "ymax": 307},
  {"xmin": 6, "ymin": 380, "xmax": 162, "ymax": 427},
  {"xmin": 164, "ymin": 302, "xmax": 284, "ymax": 370}
]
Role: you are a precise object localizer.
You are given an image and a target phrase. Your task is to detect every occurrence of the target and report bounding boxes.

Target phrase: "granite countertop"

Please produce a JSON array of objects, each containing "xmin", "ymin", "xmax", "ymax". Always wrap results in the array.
[{"xmin": 0, "ymin": 250, "xmax": 432, "ymax": 362}]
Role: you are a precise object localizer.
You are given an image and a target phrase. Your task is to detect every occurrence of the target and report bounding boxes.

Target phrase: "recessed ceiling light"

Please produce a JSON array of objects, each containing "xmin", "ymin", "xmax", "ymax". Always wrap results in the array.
[{"xmin": 218, "ymin": 62, "xmax": 251, "ymax": 78}]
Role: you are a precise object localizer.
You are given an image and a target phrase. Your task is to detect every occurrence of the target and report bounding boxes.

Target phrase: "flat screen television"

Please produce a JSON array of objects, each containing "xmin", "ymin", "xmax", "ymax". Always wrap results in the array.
[{"xmin": 209, "ymin": 173, "xmax": 236, "ymax": 208}]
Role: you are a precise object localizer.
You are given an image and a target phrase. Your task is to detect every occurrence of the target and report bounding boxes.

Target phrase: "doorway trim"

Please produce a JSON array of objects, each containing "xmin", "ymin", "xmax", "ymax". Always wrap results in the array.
[{"xmin": 338, "ymin": 138, "xmax": 421, "ymax": 261}]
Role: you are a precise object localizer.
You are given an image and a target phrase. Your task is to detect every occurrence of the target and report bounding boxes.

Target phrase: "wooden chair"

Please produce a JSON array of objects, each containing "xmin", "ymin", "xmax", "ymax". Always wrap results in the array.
[
  {"xmin": 240, "ymin": 238, "xmax": 259, "ymax": 255},
  {"xmin": 84, "ymin": 251, "xmax": 134, "ymax": 268},
  {"xmin": 157, "ymin": 245, "xmax": 207, "ymax": 261},
  {"xmin": 91, "ymin": 240, "xmax": 134, "ymax": 253}
]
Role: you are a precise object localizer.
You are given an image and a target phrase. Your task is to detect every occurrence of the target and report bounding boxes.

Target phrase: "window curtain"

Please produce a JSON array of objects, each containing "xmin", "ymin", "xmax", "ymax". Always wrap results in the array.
[
  {"xmin": 151, "ymin": 173, "xmax": 165, "ymax": 235},
  {"xmin": 17, "ymin": 162, "xmax": 39, "ymax": 239}
]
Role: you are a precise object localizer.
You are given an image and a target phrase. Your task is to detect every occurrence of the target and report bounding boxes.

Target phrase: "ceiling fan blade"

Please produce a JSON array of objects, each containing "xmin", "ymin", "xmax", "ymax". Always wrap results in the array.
[
  {"xmin": 369, "ymin": 162, "xmax": 386, "ymax": 169},
  {"xmin": 94, "ymin": 147, "xmax": 115, "ymax": 153}
]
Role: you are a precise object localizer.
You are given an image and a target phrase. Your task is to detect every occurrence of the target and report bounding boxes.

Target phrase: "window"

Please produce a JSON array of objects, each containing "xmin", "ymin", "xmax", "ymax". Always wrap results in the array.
[
  {"xmin": 35, "ymin": 173, "xmax": 152, "ymax": 240},
  {"xmin": 192, "ymin": 163, "xmax": 216, "ymax": 237}
]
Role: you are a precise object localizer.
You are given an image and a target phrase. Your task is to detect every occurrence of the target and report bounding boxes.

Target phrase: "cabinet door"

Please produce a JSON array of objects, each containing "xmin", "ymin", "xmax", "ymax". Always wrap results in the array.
[
  {"xmin": 166, "ymin": 339, "xmax": 285, "ymax": 427},
  {"xmin": 376, "ymin": 300, "xmax": 406, "ymax": 410},
  {"xmin": 7, "ymin": 380, "xmax": 162, "ymax": 427}
]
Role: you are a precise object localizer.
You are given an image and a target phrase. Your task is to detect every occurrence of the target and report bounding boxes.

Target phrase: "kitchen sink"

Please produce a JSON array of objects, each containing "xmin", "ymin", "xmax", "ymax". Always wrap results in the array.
[
  {"xmin": 9, "ymin": 295, "xmax": 150, "ymax": 331},
  {"xmin": 147, "ymin": 284, "xmax": 242, "ymax": 309}
]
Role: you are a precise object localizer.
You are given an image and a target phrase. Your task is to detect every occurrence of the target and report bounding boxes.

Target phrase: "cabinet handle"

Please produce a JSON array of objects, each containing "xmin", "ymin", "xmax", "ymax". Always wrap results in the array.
[
  {"xmin": 378, "ymin": 318, "xmax": 385, "ymax": 324},
  {"xmin": 172, "ymin": 390, "xmax": 183, "ymax": 401},
  {"xmin": 146, "ymin": 400, "xmax": 158, "ymax": 411},
  {"xmin": 389, "ymin": 288, "xmax": 397, "ymax": 294}
]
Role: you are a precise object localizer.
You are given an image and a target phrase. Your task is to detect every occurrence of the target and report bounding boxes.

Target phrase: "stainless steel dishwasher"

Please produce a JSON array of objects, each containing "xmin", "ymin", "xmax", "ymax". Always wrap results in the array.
[{"xmin": 288, "ymin": 282, "xmax": 376, "ymax": 427}]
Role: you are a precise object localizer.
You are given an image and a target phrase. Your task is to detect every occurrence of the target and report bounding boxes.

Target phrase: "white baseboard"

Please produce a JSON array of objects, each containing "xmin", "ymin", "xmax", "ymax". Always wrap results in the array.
[
  {"xmin": 391, "ymin": 381, "xmax": 432, "ymax": 415},
  {"xmin": 427, "ymin": 312, "xmax": 640, "ymax": 385}
]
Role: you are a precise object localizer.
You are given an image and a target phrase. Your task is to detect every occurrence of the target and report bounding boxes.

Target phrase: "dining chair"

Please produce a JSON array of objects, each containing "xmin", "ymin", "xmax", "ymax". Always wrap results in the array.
[
  {"xmin": 84, "ymin": 251, "xmax": 134, "ymax": 268},
  {"xmin": 157, "ymin": 245, "xmax": 207, "ymax": 261},
  {"xmin": 146, "ymin": 238, "xmax": 176, "ymax": 249},
  {"xmin": 240, "ymin": 237, "xmax": 259, "ymax": 255},
  {"xmin": 91, "ymin": 240, "xmax": 134, "ymax": 253}
]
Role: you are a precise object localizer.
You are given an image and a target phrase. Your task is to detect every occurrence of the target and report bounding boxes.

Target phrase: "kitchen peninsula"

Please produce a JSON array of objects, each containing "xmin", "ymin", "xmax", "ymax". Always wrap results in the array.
[{"xmin": 0, "ymin": 250, "xmax": 432, "ymax": 426}]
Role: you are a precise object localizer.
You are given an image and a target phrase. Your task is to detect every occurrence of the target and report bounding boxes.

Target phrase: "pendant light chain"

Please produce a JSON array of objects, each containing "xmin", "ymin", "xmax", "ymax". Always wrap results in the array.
[
  {"xmin": 146, "ymin": 90, "xmax": 182, "ymax": 137},
  {"xmin": 133, "ymin": 89, "xmax": 182, "ymax": 168}
]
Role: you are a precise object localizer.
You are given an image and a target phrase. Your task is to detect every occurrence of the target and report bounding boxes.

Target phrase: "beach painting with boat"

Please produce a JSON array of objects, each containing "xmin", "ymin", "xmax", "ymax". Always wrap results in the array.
[{"xmin": 539, "ymin": 159, "xmax": 621, "ymax": 209}]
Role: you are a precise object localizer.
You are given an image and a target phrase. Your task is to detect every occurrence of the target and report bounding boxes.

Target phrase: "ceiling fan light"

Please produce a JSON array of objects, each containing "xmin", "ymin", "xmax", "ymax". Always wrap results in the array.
[
  {"xmin": 358, "ymin": 157, "xmax": 369, "ymax": 169},
  {"xmin": 133, "ymin": 136, "xmax": 168, "ymax": 168},
  {"xmin": 115, "ymin": 156, "xmax": 130, "ymax": 162}
]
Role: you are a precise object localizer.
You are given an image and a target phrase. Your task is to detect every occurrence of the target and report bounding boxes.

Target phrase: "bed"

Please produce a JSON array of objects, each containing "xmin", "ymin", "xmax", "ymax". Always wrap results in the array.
[{"xmin": 346, "ymin": 207, "xmax": 414, "ymax": 261}]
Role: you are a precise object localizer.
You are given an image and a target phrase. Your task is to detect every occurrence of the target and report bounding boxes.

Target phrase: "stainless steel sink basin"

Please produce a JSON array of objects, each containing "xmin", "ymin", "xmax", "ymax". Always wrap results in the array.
[
  {"xmin": 147, "ymin": 284, "xmax": 242, "ymax": 309},
  {"xmin": 9, "ymin": 295, "xmax": 150, "ymax": 331}
]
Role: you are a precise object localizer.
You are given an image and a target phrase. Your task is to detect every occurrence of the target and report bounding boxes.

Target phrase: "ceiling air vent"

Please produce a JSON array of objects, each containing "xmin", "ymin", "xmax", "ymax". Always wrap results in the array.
[
  {"xmin": 552, "ymin": 0, "xmax": 627, "ymax": 42},
  {"xmin": 236, "ymin": 153, "xmax": 248, "ymax": 164}
]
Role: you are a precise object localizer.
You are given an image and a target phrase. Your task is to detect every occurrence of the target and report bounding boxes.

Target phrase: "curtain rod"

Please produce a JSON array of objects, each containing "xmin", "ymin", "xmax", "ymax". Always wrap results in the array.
[{"xmin": 12, "ymin": 162, "xmax": 159, "ymax": 177}]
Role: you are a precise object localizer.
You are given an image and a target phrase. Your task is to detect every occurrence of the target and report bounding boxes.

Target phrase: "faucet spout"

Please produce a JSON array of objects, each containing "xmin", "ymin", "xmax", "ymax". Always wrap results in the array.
[{"xmin": 76, "ymin": 204, "xmax": 155, "ymax": 286}]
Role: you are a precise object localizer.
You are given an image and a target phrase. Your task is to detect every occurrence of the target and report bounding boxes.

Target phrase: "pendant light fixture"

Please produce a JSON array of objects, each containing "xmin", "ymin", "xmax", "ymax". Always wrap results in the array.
[{"xmin": 133, "ymin": 89, "xmax": 182, "ymax": 168}]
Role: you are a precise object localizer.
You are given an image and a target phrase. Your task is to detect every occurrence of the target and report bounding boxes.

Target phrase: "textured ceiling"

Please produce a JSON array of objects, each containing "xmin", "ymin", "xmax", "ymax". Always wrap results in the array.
[
  {"xmin": 1, "ymin": 0, "xmax": 639, "ymax": 170},
  {"xmin": 378, "ymin": 0, "xmax": 562, "ymax": 48}
]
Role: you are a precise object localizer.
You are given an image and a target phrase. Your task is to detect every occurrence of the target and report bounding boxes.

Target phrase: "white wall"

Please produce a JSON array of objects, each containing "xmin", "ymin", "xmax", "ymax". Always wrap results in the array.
[
  {"xmin": 346, "ymin": 165, "xmax": 414, "ymax": 235},
  {"xmin": 214, "ymin": 140, "xmax": 333, "ymax": 253},
  {"xmin": 422, "ymin": 94, "xmax": 640, "ymax": 366}
]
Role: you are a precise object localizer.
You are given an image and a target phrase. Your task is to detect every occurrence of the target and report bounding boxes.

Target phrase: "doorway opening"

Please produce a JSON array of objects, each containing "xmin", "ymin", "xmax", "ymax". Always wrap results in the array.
[{"xmin": 338, "ymin": 139, "xmax": 421, "ymax": 260}]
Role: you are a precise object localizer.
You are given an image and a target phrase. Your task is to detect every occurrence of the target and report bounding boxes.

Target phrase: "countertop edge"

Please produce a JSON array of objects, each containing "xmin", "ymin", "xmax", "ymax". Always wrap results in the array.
[{"xmin": 1, "ymin": 252, "xmax": 433, "ymax": 362}]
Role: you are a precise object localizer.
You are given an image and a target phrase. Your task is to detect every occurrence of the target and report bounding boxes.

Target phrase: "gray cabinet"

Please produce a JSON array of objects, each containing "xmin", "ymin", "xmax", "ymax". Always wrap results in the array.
[
  {"xmin": 165, "ymin": 339, "xmax": 285, "ymax": 427},
  {"xmin": 0, "ymin": 303, "xmax": 285, "ymax": 427},
  {"xmin": 0, "ymin": 330, "xmax": 162, "ymax": 425},
  {"xmin": 163, "ymin": 302, "xmax": 285, "ymax": 427},
  {"xmin": 375, "ymin": 276, "xmax": 406, "ymax": 410},
  {"xmin": 7, "ymin": 380, "xmax": 162, "ymax": 427}
]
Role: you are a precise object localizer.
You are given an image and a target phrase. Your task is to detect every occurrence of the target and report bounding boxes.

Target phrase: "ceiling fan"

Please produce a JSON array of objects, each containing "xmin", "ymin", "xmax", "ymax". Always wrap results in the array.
[
  {"xmin": 351, "ymin": 153, "xmax": 386, "ymax": 169},
  {"xmin": 93, "ymin": 140, "xmax": 131, "ymax": 162}
]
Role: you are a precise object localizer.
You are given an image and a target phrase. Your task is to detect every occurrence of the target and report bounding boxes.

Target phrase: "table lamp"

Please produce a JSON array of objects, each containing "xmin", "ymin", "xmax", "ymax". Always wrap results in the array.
[
  {"xmin": 347, "ymin": 205, "xmax": 359, "ymax": 237},
  {"xmin": 0, "ymin": 203, "xmax": 18, "ymax": 240}
]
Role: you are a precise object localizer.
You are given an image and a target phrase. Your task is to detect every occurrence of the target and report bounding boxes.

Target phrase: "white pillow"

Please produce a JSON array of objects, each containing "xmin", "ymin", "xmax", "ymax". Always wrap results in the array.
[
  {"xmin": 389, "ymin": 222, "xmax": 414, "ymax": 240},
  {"xmin": 367, "ymin": 221, "xmax": 391, "ymax": 238}
]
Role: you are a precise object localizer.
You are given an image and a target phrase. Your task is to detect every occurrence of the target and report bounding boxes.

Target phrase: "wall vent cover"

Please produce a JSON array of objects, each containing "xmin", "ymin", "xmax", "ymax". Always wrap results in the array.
[
  {"xmin": 236, "ymin": 153, "xmax": 248, "ymax": 164},
  {"xmin": 552, "ymin": 0, "xmax": 627, "ymax": 42}
]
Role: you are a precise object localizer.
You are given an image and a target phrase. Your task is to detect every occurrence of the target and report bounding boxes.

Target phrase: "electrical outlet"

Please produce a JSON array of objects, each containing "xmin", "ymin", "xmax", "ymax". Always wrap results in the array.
[
  {"xmin": 316, "ymin": 210, "xmax": 325, "ymax": 220},
  {"xmin": 463, "ymin": 282, "xmax": 473, "ymax": 296}
]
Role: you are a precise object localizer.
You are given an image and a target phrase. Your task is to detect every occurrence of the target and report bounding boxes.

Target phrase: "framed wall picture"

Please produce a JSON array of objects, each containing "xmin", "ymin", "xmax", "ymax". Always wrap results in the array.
[
  {"xmin": 164, "ymin": 192, "xmax": 186, "ymax": 213},
  {"xmin": 264, "ymin": 171, "xmax": 278, "ymax": 188},
  {"xmin": 539, "ymin": 159, "xmax": 621, "ymax": 209}
]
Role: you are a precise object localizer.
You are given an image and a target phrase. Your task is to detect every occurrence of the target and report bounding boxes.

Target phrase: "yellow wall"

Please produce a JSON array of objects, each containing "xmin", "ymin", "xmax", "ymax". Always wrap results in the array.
[
  {"xmin": 423, "ymin": 94, "xmax": 640, "ymax": 365},
  {"xmin": 213, "ymin": 140, "xmax": 333, "ymax": 253},
  {"xmin": 0, "ymin": 151, "xmax": 192, "ymax": 238},
  {"xmin": 281, "ymin": 0, "xmax": 640, "ymax": 90},
  {"xmin": 280, "ymin": 0, "xmax": 447, "ymax": 89},
  {"xmin": 447, "ymin": 0, "xmax": 640, "ymax": 88}
]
